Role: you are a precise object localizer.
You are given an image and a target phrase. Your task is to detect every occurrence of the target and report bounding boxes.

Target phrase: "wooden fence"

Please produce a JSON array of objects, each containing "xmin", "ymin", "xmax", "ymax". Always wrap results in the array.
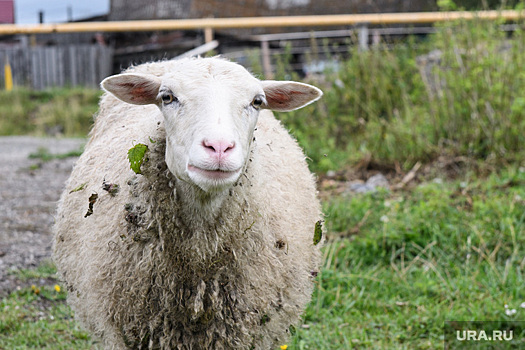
[{"xmin": 0, "ymin": 44, "xmax": 113, "ymax": 89}]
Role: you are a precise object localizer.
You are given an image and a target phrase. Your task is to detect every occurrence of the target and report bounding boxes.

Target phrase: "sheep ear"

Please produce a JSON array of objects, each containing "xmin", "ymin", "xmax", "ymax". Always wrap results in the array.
[
  {"xmin": 101, "ymin": 73, "xmax": 161, "ymax": 105},
  {"xmin": 261, "ymin": 81, "xmax": 322, "ymax": 112}
]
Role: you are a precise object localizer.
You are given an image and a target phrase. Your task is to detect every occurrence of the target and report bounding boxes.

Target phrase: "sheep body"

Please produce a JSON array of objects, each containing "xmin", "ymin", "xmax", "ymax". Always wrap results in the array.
[{"xmin": 53, "ymin": 58, "xmax": 322, "ymax": 349}]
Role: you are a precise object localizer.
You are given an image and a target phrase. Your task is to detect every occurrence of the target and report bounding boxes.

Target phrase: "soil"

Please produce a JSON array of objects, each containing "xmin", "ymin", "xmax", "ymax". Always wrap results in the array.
[{"xmin": 0, "ymin": 136, "xmax": 85, "ymax": 296}]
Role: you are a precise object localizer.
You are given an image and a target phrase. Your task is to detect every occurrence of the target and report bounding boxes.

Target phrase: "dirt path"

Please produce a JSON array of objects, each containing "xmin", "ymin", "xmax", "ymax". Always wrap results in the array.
[{"xmin": 0, "ymin": 136, "xmax": 85, "ymax": 295}]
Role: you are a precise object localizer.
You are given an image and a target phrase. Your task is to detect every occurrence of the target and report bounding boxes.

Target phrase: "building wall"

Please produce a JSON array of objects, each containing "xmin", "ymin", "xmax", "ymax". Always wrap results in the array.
[
  {"xmin": 110, "ymin": 0, "xmax": 437, "ymax": 21},
  {"xmin": 110, "ymin": 0, "xmax": 192, "ymax": 21},
  {"xmin": 191, "ymin": 0, "xmax": 436, "ymax": 18},
  {"xmin": 0, "ymin": 0, "xmax": 14, "ymax": 24}
]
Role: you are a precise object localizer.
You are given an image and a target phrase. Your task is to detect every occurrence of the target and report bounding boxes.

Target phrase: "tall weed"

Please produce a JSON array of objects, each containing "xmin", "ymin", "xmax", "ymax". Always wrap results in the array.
[
  {"xmin": 0, "ymin": 88, "xmax": 101, "ymax": 137},
  {"xmin": 429, "ymin": 20, "xmax": 525, "ymax": 162},
  {"xmin": 273, "ymin": 19, "xmax": 525, "ymax": 173}
]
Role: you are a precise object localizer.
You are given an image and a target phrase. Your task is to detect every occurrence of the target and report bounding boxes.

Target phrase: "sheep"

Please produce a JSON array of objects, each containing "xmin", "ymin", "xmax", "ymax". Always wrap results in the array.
[{"xmin": 53, "ymin": 56, "xmax": 323, "ymax": 350}]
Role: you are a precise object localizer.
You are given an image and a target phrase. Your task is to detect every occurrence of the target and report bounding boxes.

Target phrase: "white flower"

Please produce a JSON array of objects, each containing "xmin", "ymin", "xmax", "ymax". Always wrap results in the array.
[
  {"xmin": 505, "ymin": 308, "xmax": 517, "ymax": 316},
  {"xmin": 380, "ymin": 215, "xmax": 389, "ymax": 223},
  {"xmin": 520, "ymin": 302, "xmax": 525, "ymax": 309}
]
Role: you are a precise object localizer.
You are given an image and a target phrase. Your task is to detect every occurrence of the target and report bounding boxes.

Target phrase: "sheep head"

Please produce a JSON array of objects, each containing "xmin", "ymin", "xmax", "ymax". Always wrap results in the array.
[{"xmin": 101, "ymin": 58, "xmax": 322, "ymax": 194}]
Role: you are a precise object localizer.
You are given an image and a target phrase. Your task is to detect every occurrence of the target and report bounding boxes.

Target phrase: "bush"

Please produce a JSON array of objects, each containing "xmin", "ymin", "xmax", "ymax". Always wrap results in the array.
[{"xmin": 273, "ymin": 19, "xmax": 525, "ymax": 173}]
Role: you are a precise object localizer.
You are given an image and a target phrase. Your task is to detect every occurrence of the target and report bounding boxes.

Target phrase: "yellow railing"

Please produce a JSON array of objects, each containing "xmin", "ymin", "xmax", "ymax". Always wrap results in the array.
[
  {"xmin": 1, "ymin": 10, "xmax": 523, "ymax": 84},
  {"xmin": 0, "ymin": 10, "xmax": 523, "ymax": 35}
]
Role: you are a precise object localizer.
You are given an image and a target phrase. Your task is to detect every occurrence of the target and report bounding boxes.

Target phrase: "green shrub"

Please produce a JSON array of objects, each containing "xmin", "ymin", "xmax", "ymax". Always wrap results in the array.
[{"xmin": 273, "ymin": 19, "xmax": 525, "ymax": 173}]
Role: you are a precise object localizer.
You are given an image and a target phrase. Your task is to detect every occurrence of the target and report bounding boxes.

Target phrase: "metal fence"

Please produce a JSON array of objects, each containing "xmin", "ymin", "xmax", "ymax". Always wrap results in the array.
[{"xmin": 1, "ymin": 44, "xmax": 113, "ymax": 89}]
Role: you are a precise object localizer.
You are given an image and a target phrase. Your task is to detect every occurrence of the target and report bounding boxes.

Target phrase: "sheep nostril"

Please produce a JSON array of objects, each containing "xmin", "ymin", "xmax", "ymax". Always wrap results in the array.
[
  {"xmin": 202, "ymin": 139, "xmax": 235, "ymax": 155},
  {"xmin": 224, "ymin": 142, "xmax": 235, "ymax": 153},
  {"xmin": 203, "ymin": 140, "xmax": 216, "ymax": 153}
]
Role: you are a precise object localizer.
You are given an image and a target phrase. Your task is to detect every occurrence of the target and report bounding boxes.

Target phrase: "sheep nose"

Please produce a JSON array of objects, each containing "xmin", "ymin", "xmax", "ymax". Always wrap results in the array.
[{"xmin": 202, "ymin": 139, "xmax": 236, "ymax": 157}]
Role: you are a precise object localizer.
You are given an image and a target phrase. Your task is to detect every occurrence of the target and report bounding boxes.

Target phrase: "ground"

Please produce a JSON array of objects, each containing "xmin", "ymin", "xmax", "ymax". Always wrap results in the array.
[{"xmin": 0, "ymin": 136, "xmax": 84, "ymax": 296}]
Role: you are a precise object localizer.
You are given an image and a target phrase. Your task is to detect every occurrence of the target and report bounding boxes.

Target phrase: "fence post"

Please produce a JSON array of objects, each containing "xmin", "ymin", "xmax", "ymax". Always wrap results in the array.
[
  {"xmin": 358, "ymin": 23, "xmax": 369, "ymax": 51},
  {"xmin": 4, "ymin": 55, "xmax": 13, "ymax": 91},
  {"xmin": 261, "ymin": 39, "xmax": 273, "ymax": 79},
  {"xmin": 204, "ymin": 27, "xmax": 214, "ymax": 43},
  {"xmin": 372, "ymin": 29, "xmax": 381, "ymax": 47}
]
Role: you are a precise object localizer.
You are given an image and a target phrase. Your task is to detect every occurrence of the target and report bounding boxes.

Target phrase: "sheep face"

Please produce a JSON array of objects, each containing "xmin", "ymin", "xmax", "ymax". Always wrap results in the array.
[{"xmin": 102, "ymin": 58, "xmax": 322, "ymax": 194}]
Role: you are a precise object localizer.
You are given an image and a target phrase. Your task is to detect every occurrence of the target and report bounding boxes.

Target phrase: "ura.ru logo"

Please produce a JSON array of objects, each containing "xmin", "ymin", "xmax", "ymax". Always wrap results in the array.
[{"xmin": 456, "ymin": 330, "xmax": 513, "ymax": 341}]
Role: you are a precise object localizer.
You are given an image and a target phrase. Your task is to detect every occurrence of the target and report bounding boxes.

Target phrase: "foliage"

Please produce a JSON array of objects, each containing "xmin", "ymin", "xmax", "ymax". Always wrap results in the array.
[
  {"xmin": 438, "ymin": 0, "xmax": 525, "ymax": 10},
  {"xmin": 127, "ymin": 143, "xmax": 149, "ymax": 174},
  {"xmin": 0, "ymin": 87, "xmax": 101, "ymax": 137},
  {"xmin": 313, "ymin": 220, "xmax": 323, "ymax": 245},
  {"xmin": 427, "ymin": 20, "xmax": 525, "ymax": 163},
  {"xmin": 10, "ymin": 260, "xmax": 58, "ymax": 282},
  {"xmin": 273, "ymin": 19, "xmax": 525, "ymax": 173}
]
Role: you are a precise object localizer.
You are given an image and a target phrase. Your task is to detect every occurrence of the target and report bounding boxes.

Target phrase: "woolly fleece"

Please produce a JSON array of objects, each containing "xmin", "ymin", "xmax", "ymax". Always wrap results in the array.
[{"xmin": 53, "ymin": 57, "xmax": 323, "ymax": 350}]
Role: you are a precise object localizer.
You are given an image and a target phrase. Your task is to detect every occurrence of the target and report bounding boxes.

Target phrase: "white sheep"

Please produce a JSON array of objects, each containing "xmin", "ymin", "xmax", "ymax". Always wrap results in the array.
[{"xmin": 53, "ymin": 57, "xmax": 323, "ymax": 350}]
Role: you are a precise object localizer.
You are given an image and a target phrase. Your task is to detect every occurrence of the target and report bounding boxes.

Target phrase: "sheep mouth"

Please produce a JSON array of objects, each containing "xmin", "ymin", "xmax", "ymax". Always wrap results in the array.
[{"xmin": 187, "ymin": 164, "xmax": 241, "ymax": 181}]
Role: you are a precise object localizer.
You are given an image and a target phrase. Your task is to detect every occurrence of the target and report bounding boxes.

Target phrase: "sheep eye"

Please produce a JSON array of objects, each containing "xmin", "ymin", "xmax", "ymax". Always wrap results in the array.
[
  {"xmin": 251, "ymin": 96, "xmax": 264, "ymax": 109},
  {"xmin": 161, "ymin": 93, "xmax": 176, "ymax": 105}
]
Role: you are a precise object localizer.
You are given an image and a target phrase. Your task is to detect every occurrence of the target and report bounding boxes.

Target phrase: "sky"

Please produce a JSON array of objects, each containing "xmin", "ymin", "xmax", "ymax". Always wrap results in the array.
[{"xmin": 14, "ymin": 0, "xmax": 110, "ymax": 24}]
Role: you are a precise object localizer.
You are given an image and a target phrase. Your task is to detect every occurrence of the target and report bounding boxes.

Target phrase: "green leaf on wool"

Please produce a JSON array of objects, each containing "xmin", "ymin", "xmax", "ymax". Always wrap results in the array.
[
  {"xmin": 313, "ymin": 220, "xmax": 323, "ymax": 245},
  {"xmin": 127, "ymin": 143, "xmax": 148, "ymax": 174},
  {"xmin": 69, "ymin": 182, "xmax": 87, "ymax": 194}
]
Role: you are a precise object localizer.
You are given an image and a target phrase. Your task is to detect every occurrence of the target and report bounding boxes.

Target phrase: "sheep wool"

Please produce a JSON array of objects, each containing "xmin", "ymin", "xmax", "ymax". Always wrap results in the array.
[{"xmin": 53, "ymin": 57, "xmax": 323, "ymax": 350}]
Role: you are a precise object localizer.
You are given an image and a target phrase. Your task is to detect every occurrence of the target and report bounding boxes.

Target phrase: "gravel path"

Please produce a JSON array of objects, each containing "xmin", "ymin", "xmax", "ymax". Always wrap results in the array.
[{"xmin": 0, "ymin": 136, "xmax": 85, "ymax": 295}]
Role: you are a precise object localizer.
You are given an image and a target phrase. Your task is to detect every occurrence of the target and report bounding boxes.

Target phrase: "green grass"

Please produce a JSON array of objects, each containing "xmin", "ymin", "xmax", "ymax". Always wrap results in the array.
[
  {"xmin": 11, "ymin": 260, "xmax": 58, "ymax": 281},
  {"xmin": 0, "ymin": 291, "xmax": 92, "ymax": 349},
  {"xmin": 0, "ymin": 263, "xmax": 93, "ymax": 349},
  {"xmin": 3, "ymin": 167, "xmax": 523, "ymax": 349},
  {"xmin": 289, "ymin": 166, "xmax": 525, "ymax": 349},
  {"xmin": 0, "ymin": 87, "xmax": 101, "ymax": 137},
  {"xmin": 28, "ymin": 147, "xmax": 84, "ymax": 162}
]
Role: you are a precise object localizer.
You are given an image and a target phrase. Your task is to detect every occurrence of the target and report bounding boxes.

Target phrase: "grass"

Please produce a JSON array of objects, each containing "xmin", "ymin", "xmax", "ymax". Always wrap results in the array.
[
  {"xmin": 12, "ymin": 260, "xmax": 58, "ymax": 281},
  {"xmin": 1, "ymin": 262, "xmax": 93, "ymax": 349},
  {"xmin": 1, "ymin": 167, "xmax": 523, "ymax": 348},
  {"xmin": 0, "ymin": 291, "xmax": 92, "ymax": 349},
  {"xmin": 28, "ymin": 147, "xmax": 84, "ymax": 162},
  {"xmin": 289, "ymin": 166, "xmax": 525, "ymax": 349},
  {"xmin": 0, "ymin": 87, "xmax": 101, "ymax": 137}
]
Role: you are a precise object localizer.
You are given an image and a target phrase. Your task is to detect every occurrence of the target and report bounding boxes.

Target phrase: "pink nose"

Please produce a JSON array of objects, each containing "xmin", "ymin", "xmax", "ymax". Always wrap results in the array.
[{"xmin": 202, "ymin": 139, "xmax": 236, "ymax": 158}]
